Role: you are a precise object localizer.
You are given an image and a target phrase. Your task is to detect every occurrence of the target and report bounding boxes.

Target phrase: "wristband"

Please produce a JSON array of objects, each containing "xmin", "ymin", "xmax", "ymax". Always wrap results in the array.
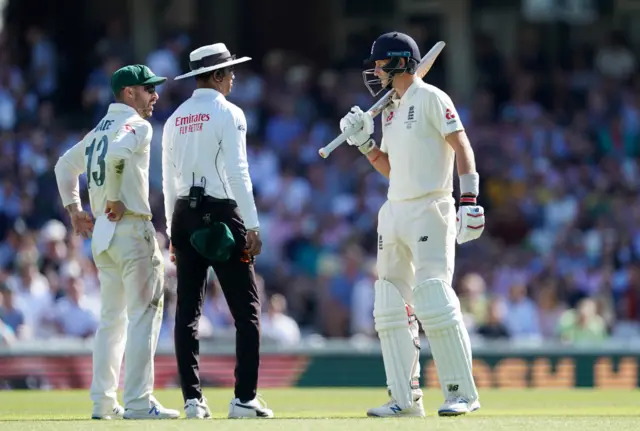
[
  {"xmin": 358, "ymin": 139, "xmax": 376, "ymax": 155},
  {"xmin": 459, "ymin": 172, "xmax": 479, "ymax": 197},
  {"xmin": 459, "ymin": 196, "xmax": 477, "ymax": 206}
]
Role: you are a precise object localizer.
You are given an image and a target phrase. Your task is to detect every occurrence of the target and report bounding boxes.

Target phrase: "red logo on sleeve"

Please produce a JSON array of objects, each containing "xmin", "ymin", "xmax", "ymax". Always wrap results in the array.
[
  {"xmin": 384, "ymin": 111, "xmax": 394, "ymax": 126},
  {"xmin": 445, "ymin": 109, "xmax": 456, "ymax": 120},
  {"xmin": 123, "ymin": 124, "xmax": 136, "ymax": 134}
]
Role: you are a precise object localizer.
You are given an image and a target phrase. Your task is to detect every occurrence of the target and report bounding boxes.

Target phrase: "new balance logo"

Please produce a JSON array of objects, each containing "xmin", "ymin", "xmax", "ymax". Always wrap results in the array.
[
  {"xmin": 236, "ymin": 403, "xmax": 270, "ymax": 417},
  {"xmin": 390, "ymin": 405, "xmax": 402, "ymax": 413},
  {"xmin": 149, "ymin": 406, "xmax": 160, "ymax": 416},
  {"xmin": 378, "ymin": 235, "xmax": 383, "ymax": 250},
  {"xmin": 408, "ymin": 106, "xmax": 415, "ymax": 121},
  {"xmin": 418, "ymin": 236, "xmax": 428, "ymax": 242}
]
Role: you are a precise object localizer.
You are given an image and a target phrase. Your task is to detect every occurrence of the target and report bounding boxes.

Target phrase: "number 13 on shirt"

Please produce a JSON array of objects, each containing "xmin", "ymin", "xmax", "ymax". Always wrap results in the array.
[{"xmin": 85, "ymin": 135, "xmax": 109, "ymax": 188}]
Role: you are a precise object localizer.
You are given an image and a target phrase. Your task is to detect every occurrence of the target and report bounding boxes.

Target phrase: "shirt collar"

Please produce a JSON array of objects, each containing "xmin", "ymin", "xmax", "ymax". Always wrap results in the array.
[
  {"xmin": 107, "ymin": 103, "xmax": 139, "ymax": 116},
  {"xmin": 192, "ymin": 88, "xmax": 224, "ymax": 100},
  {"xmin": 398, "ymin": 76, "xmax": 421, "ymax": 105}
]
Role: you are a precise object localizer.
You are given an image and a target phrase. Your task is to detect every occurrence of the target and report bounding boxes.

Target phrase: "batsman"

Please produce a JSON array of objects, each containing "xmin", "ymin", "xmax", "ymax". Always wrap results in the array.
[{"xmin": 340, "ymin": 32, "xmax": 485, "ymax": 417}]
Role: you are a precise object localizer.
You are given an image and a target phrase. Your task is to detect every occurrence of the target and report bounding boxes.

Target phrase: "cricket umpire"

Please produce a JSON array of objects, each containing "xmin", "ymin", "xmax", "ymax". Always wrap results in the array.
[{"xmin": 161, "ymin": 43, "xmax": 274, "ymax": 419}]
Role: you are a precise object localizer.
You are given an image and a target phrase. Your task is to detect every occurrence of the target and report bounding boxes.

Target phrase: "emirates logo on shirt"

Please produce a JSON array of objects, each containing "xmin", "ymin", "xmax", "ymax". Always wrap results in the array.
[{"xmin": 176, "ymin": 113, "xmax": 211, "ymax": 135}]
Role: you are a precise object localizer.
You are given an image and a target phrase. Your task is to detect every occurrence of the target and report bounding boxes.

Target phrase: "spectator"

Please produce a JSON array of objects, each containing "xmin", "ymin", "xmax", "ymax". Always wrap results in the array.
[
  {"xmin": 82, "ymin": 55, "xmax": 124, "ymax": 124},
  {"xmin": 145, "ymin": 34, "xmax": 189, "ymax": 95},
  {"xmin": 25, "ymin": 26, "xmax": 57, "ymax": 101},
  {"xmin": 595, "ymin": 31, "xmax": 636, "ymax": 82},
  {"xmin": 49, "ymin": 277, "xmax": 99, "ymax": 339},
  {"xmin": 557, "ymin": 298, "xmax": 608, "ymax": 344},
  {"xmin": 503, "ymin": 283, "xmax": 541, "ymax": 341},
  {"xmin": 5, "ymin": 252, "xmax": 52, "ymax": 339},
  {"xmin": 476, "ymin": 298, "xmax": 510, "ymax": 340},
  {"xmin": 458, "ymin": 273, "xmax": 489, "ymax": 331},
  {"xmin": 0, "ymin": 319, "xmax": 16, "ymax": 345},
  {"xmin": 350, "ymin": 259, "xmax": 376, "ymax": 337},
  {"xmin": 0, "ymin": 282, "xmax": 25, "ymax": 338},
  {"xmin": 262, "ymin": 294, "xmax": 301, "ymax": 346},
  {"xmin": 536, "ymin": 284, "xmax": 566, "ymax": 339},
  {"xmin": 322, "ymin": 244, "xmax": 366, "ymax": 337},
  {"xmin": 94, "ymin": 17, "xmax": 134, "ymax": 64}
]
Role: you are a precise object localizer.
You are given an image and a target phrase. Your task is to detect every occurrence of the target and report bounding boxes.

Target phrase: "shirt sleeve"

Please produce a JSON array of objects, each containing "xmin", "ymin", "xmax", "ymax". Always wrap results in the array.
[
  {"xmin": 220, "ymin": 107, "xmax": 260, "ymax": 230},
  {"xmin": 54, "ymin": 139, "xmax": 87, "ymax": 208},
  {"xmin": 106, "ymin": 119, "xmax": 151, "ymax": 161},
  {"xmin": 161, "ymin": 120, "xmax": 177, "ymax": 238},
  {"xmin": 425, "ymin": 89, "xmax": 464, "ymax": 137}
]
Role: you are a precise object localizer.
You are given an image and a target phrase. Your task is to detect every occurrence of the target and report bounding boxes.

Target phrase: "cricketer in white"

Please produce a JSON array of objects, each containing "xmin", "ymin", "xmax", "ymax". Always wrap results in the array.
[
  {"xmin": 341, "ymin": 32, "xmax": 486, "ymax": 417},
  {"xmin": 54, "ymin": 65, "xmax": 179, "ymax": 420}
]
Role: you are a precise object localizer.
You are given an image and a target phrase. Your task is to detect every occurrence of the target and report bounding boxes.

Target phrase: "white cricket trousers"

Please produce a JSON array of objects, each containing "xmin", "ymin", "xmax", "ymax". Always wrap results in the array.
[
  {"xmin": 376, "ymin": 193, "xmax": 457, "ymax": 306},
  {"xmin": 89, "ymin": 216, "xmax": 165, "ymax": 411}
]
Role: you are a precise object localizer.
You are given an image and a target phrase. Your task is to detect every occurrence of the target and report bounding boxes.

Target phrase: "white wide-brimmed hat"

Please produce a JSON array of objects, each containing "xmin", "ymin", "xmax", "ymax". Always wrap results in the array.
[{"xmin": 174, "ymin": 43, "xmax": 251, "ymax": 80}]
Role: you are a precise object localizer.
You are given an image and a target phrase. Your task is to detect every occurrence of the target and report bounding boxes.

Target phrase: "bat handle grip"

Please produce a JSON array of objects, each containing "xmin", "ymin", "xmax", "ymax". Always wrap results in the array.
[{"xmin": 318, "ymin": 127, "xmax": 357, "ymax": 158}]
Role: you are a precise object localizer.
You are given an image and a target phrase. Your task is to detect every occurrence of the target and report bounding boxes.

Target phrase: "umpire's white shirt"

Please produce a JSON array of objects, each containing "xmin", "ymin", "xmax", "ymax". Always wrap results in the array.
[
  {"xmin": 380, "ymin": 77, "xmax": 464, "ymax": 201},
  {"xmin": 162, "ymin": 88, "xmax": 259, "ymax": 237}
]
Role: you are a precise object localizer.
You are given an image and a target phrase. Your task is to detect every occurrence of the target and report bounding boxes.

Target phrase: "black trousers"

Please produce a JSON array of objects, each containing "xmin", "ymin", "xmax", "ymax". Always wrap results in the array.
[{"xmin": 171, "ymin": 197, "xmax": 261, "ymax": 403}]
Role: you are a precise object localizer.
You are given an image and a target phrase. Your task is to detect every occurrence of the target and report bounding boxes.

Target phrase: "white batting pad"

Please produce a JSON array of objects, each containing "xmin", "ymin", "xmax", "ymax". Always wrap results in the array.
[
  {"xmin": 374, "ymin": 280, "xmax": 421, "ymax": 409},
  {"xmin": 413, "ymin": 279, "xmax": 478, "ymax": 402}
]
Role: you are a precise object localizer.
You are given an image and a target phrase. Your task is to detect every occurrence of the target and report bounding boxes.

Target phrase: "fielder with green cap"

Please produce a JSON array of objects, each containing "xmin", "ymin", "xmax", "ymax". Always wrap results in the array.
[{"xmin": 54, "ymin": 64, "xmax": 180, "ymax": 419}]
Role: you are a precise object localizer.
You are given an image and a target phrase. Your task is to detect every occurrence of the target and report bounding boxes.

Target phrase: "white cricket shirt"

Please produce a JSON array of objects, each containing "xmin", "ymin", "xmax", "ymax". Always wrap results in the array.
[
  {"xmin": 55, "ymin": 103, "xmax": 154, "ymax": 217},
  {"xmin": 162, "ymin": 88, "xmax": 259, "ymax": 236},
  {"xmin": 380, "ymin": 77, "xmax": 464, "ymax": 201}
]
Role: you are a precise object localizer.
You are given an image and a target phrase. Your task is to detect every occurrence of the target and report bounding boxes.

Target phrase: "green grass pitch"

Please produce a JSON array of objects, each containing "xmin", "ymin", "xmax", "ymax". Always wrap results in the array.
[{"xmin": 0, "ymin": 388, "xmax": 639, "ymax": 430}]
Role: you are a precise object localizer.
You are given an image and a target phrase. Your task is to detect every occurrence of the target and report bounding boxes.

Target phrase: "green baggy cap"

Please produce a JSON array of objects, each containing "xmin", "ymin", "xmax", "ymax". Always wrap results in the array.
[
  {"xmin": 111, "ymin": 64, "xmax": 167, "ymax": 95},
  {"xmin": 189, "ymin": 222, "xmax": 236, "ymax": 262}
]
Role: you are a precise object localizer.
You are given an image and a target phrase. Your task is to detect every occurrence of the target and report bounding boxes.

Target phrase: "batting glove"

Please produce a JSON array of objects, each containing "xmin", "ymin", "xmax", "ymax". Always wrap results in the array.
[
  {"xmin": 339, "ymin": 106, "xmax": 376, "ymax": 154},
  {"xmin": 456, "ymin": 195, "xmax": 485, "ymax": 244}
]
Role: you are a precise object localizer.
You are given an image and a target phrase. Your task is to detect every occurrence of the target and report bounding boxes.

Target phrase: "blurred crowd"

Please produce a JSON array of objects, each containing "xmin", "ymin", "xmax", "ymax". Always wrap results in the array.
[{"xmin": 1, "ymin": 20, "xmax": 640, "ymax": 348}]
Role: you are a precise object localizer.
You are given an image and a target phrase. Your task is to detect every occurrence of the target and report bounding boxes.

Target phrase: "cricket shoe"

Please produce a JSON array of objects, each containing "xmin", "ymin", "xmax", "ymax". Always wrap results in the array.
[
  {"xmin": 228, "ymin": 395, "xmax": 274, "ymax": 418},
  {"xmin": 437, "ymin": 396, "xmax": 481, "ymax": 416},
  {"xmin": 366, "ymin": 393, "xmax": 425, "ymax": 417},
  {"xmin": 91, "ymin": 404, "xmax": 124, "ymax": 420},
  {"xmin": 123, "ymin": 399, "xmax": 180, "ymax": 419},
  {"xmin": 184, "ymin": 397, "xmax": 212, "ymax": 419}
]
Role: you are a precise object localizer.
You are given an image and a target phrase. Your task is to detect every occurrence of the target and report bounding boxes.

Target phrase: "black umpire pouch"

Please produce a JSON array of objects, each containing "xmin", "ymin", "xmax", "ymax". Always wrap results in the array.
[{"xmin": 188, "ymin": 186, "xmax": 205, "ymax": 210}]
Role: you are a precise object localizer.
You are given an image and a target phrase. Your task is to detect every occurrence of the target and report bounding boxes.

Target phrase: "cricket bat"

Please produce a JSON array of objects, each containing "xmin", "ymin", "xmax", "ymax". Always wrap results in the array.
[{"xmin": 318, "ymin": 41, "xmax": 446, "ymax": 158}]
